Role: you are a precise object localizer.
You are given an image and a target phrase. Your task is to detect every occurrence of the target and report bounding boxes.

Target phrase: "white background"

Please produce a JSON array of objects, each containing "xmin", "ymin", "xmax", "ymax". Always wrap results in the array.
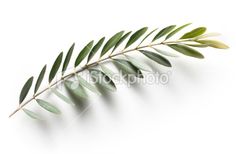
[{"xmin": 1, "ymin": 0, "xmax": 236, "ymax": 153}]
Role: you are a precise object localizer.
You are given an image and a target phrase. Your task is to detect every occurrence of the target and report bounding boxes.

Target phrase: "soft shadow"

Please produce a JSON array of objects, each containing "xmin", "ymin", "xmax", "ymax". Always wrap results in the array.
[
  {"xmin": 65, "ymin": 86, "xmax": 89, "ymax": 113},
  {"xmin": 95, "ymin": 83, "xmax": 117, "ymax": 108}
]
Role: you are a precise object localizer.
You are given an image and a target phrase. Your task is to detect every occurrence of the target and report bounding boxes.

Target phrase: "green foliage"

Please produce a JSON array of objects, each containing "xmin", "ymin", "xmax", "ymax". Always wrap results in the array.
[
  {"xmin": 88, "ymin": 37, "xmax": 105, "ymax": 62},
  {"xmin": 195, "ymin": 40, "xmax": 229, "ymax": 49},
  {"xmin": 19, "ymin": 76, "xmax": 33, "ymax": 104},
  {"xmin": 74, "ymin": 41, "xmax": 94, "ymax": 67},
  {"xmin": 23, "ymin": 108, "xmax": 42, "ymax": 120},
  {"xmin": 62, "ymin": 43, "xmax": 75, "ymax": 75},
  {"xmin": 34, "ymin": 65, "xmax": 46, "ymax": 94},
  {"xmin": 36, "ymin": 99, "xmax": 61, "ymax": 114},
  {"xmin": 165, "ymin": 23, "xmax": 191, "ymax": 40},
  {"xmin": 89, "ymin": 69, "xmax": 117, "ymax": 92},
  {"xmin": 152, "ymin": 25, "xmax": 176, "ymax": 42},
  {"xmin": 139, "ymin": 50, "xmax": 172, "ymax": 67},
  {"xmin": 180, "ymin": 27, "xmax": 206, "ymax": 39},
  {"xmin": 113, "ymin": 59, "xmax": 143, "ymax": 78},
  {"xmin": 112, "ymin": 31, "xmax": 132, "ymax": 53},
  {"xmin": 125, "ymin": 27, "xmax": 148, "ymax": 48},
  {"xmin": 12, "ymin": 24, "xmax": 229, "ymax": 120},
  {"xmin": 49, "ymin": 52, "xmax": 63, "ymax": 83},
  {"xmin": 100, "ymin": 31, "xmax": 124, "ymax": 57},
  {"xmin": 168, "ymin": 44, "xmax": 204, "ymax": 59}
]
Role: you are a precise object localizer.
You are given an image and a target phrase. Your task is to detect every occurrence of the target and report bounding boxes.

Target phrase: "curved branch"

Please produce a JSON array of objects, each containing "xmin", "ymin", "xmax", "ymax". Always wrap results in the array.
[{"xmin": 9, "ymin": 39, "xmax": 192, "ymax": 118}]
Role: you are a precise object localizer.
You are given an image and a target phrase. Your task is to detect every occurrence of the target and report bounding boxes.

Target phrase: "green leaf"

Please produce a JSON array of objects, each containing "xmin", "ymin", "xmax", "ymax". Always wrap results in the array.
[
  {"xmin": 152, "ymin": 25, "xmax": 176, "ymax": 42},
  {"xmin": 139, "ymin": 28, "xmax": 158, "ymax": 45},
  {"xmin": 100, "ymin": 64, "xmax": 115, "ymax": 78},
  {"xmin": 34, "ymin": 65, "xmax": 46, "ymax": 94},
  {"xmin": 165, "ymin": 23, "xmax": 191, "ymax": 40},
  {"xmin": 36, "ymin": 99, "xmax": 61, "ymax": 114},
  {"xmin": 100, "ymin": 31, "xmax": 124, "ymax": 57},
  {"xmin": 152, "ymin": 47, "xmax": 179, "ymax": 57},
  {"xmin": 89, "ymin": 69, "xmax": 117, "ymax": 92},
  {"xmin": 168, "ymin": 44, "xmax": 204, "ymax": 59},
  {"xmin": 23, "ymin": 108, "xmax": 42, "ymax": 120},
  {"xmin": 87, "ymin": 37, "xmax": 105, "ymax": 63},
  {"xmin": 49, "ymin": 52, "xmax": 63, "ymax": 83},
  {"xmin": 64, "ymin": 80, "xmax": 88, "ymax": 99},
  {"xmin": 62, "ymin": 43, "xmax": 75, "ymax": 75},
  {"xmin": 74, "ymin": 41, "xmax": 94, "ymax": 67},
  {"xmin": 195, "ymin": 40, "xmax": 229, "ymax": 49},
  {"xmin": 113, "ymin": 59, "xmax": 143, "ymax": 78},
  {"xmin": 125, "ymin": 27, "xmax": 148, "ymax": 48},
  {"xmin": 139, "ymin": 50, "xmax": 172, "ymax": 67},
  {"xmin": 184, "ymin": 43, "xmax": 208, "ymax": 48},
  {"xmin": 51, "ymin": 88, "xmax": 75, "ymax": 105},
  {"xmin": 19, "ymin": 76, "xmax": 34, "ymax": 104},
  {"xmin": 180, "ymin": 27, "xmax": 206, "ymax": 39},
  {"xmin": 112, "ymin": 31, "xmax": 132, "ymax": 53},
  {"xmin": 76, "ymin": 74, "xmax": 101, "ymax": 95},
  {"xmin": 195, "ymin": 32, "xmax": 221, "ymax": 39},
  {"xmin": 125, "ymin": 55, "xmax": 151, "ymax": 72}
]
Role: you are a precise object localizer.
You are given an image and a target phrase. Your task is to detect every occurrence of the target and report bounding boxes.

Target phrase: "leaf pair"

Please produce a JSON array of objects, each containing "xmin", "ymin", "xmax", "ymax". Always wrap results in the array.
[
  {"xmin": 100, "ymin": 31, "xmax": 124, "ymax": 57},
  {"xmin": 100, "ymin": 27, "xmax": 149, "ymax": 56},
  {"xmin": 152, "ymin": 25, "xmax": 176, "ymax": 42},
  {"xmin": 19, "ymin": 64, "xmax": 47, "ymax": 105},
  {"xmin": 50, "ymin": 43, "xmax": 76, "ymax": 82}
]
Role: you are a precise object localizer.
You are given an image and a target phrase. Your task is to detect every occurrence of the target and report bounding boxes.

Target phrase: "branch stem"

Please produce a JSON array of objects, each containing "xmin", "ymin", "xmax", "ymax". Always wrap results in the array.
[{"xmin": 9, "ymin": 39, "xmax": 190, "ymax": 118}]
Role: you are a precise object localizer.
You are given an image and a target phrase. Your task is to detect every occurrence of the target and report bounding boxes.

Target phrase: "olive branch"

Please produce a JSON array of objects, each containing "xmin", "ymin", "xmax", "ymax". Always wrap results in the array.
[{"xmin": 9, "ymin": 23, "xmax": 229, "ymax": 120}]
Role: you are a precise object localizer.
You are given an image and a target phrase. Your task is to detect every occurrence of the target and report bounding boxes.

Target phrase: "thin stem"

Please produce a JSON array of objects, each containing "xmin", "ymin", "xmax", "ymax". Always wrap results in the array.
[{"xmin": 9, "ymin": 39, "xmax": 191, "ymax": 118}]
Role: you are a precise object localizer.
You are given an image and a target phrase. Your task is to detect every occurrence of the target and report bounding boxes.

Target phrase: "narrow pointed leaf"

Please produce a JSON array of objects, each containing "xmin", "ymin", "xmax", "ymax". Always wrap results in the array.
[
  {"xmin": 51, "ymin": 88, "xmax": 75, "ymax": 105},
  {"xmin": 184, "ymin": 43, "xmax": 208, "ymax": 48},
  {"xmin": 152, "ymin": 47, "xmax": 179, "ymax": 57},
  {"xmin": 165, "ymin": 23, "xmax": 191, "ymax": 40},
  {"xmin": 100, "ymin": 31, "xmax": 124, "ymax": 57},
  {"xmin": 139, "ymin": 50, "xmax": 172, "ymax": 67},
  {"xmin": 34, "ymin": 65, "xmax": 46, "ymax": 94},
  {"xmin": 139, "ymin": 28, "xmax": 158, "ymax": 45},
  {"xmin": 125, "ymin": 27, "xmax": 148, "ymax": 48},
  {"xmin": 113, "ymin": 59, "xmax": 143, "ymax": 78},
  {"xmin": 87, "ymin": 37, "xmax": 105, "ymax": 63},
  {"xmin": 19, "ymin": 76, "xmax": 34, "ymax": 104},
  {"xmin": 152, "ymin": 25, "xmax": 176, "ymax": 42},
  {"xmin": 180, "ymin": 27, "xmax": 206, "ymax": 39},
  {"xmin": 195, "ymin": 40, "xmax": 229, "ymax": 49},
  {"xmin": 100, "ymin": 64, "xmax": 115, "ymax": 78},
  {"xmin": 36, "ymin": 99, "xmax": 61, "ymax": 114},
  {"xmin": 195, "ymin": 32, "xmax": 221, "ymax": 39},
  {"xmin": 23, "ymin": 108, "xmax": 42, "ymax": 120},
  {"xmin": 64, "ymin": 80, "xmax": 88, "ymax": 99},
  {"xmin": 74, "ymin": 41, "xmax": 94, "ymax": 67},
  {"xmin": 168, "ymin": 44, "xmax": 204, "ymax": 59},
  {"xmin": 49, "ymin": 52, "xmax": 63, "ymax": 83},
  {"xmin": 62, "ymin": 43, "xmax": 75, "ymax": 75},
  {"xmin": 89, "ymin": 69, "xmax": 117, "ymax": 92},
  {"xmin": 112, "ymin": 31, "xmax": 132, "ymax": 53},
  {"xmin": 76, "ymin": 74, "xmax": 101, "ymax": 95},
  {"xmin": 125, "ymin": 55, "xmax": 151, "ymax": 72}
]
